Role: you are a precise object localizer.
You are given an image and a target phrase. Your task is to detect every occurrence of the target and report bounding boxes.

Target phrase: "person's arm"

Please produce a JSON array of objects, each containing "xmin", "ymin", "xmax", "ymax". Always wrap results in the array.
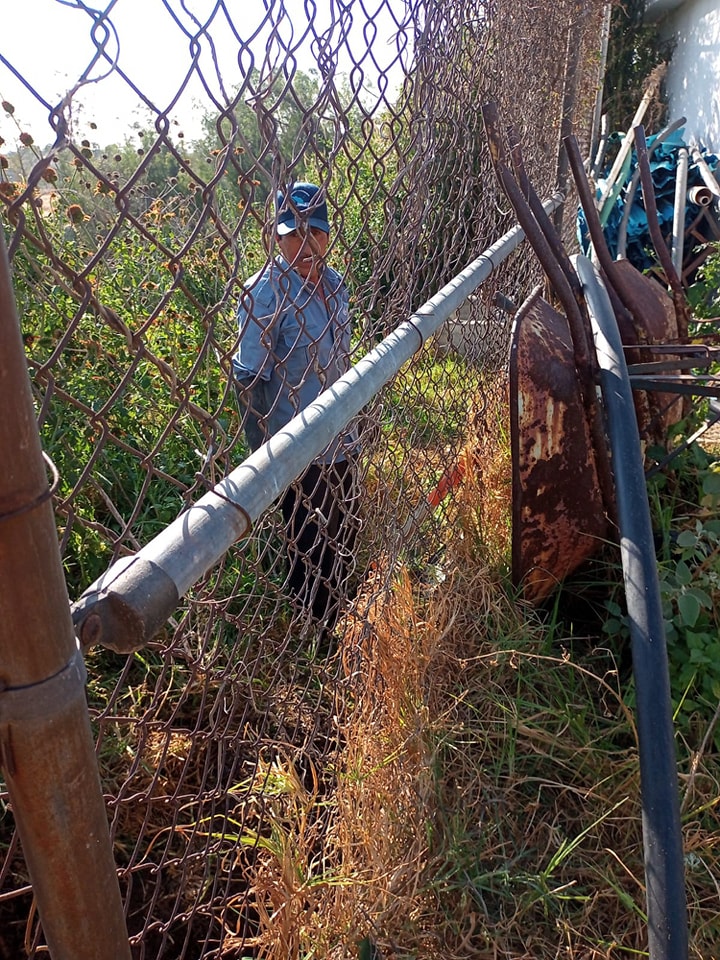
[
  {"xmin": 233, "ymin": 282, "xmax": 279, "ymax": 381},
  {"xmin": 232, "ymin": 282, "xmax": 279, "ymax": 451}
]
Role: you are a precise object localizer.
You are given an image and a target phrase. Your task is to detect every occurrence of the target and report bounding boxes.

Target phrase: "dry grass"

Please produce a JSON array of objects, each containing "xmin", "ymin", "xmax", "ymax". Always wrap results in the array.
[
  {"xmin": 296, "ymin": 557, "xmax": 717, "ymax": 957},
  {"xmin": 308, "ymin": 558, "xmax": 643, "ymax": 959},
  {"xmin": 231, "ymin": 397, "xmax": 720, "ymax": 959}
]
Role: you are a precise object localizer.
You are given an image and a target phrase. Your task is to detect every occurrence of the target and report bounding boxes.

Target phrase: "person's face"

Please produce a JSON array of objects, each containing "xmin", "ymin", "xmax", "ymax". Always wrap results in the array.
[{"xmin": 277, "ymin": 225, "xmax": 329, "ymax": 281}]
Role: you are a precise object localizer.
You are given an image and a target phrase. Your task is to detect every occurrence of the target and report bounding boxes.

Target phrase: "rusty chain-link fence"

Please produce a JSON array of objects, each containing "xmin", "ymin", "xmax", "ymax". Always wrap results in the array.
[{"xmin": 1, "ymin": 1, "xmax": 608, "ymax": 956}]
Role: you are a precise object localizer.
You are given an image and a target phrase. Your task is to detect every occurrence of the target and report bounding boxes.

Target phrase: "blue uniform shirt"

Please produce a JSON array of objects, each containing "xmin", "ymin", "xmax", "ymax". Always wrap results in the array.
[{"xmin": 232, "ymin": 256, "xmax": 358, "ymax": 462}]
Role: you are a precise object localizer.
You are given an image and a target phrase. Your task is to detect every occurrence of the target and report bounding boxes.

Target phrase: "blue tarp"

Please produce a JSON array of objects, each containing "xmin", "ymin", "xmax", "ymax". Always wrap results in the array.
[{"xmin": 578, "ymin": 127, "xmax": 719, "ymax": 271}]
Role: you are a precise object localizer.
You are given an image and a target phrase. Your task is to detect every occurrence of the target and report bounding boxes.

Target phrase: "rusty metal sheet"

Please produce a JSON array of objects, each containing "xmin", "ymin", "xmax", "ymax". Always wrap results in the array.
[
  {"xmin": 510, "ymin": 292, "xmax": 608, "ymax": 603},
  {"xmin": 611, "ymin": 259, "xmax": 683, "ymax": 438}
]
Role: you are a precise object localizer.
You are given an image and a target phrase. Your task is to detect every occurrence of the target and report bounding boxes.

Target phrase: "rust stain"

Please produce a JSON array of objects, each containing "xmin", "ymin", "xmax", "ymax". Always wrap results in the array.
[
  {"xmin": 510, "ymin": 295, "xmax": 608, "ymax": 603},
  {"xmin": 613, "ymin": 259, "xmax": 683, "ymax": 438}
]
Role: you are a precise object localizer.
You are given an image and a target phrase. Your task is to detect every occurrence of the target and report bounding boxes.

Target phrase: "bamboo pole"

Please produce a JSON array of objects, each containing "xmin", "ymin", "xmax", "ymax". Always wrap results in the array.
[
  {"xmin": 0, "ymin": 228, "xmax": 131, "ymax": 959},
  {"xmin": 596, "ymin": 72, "xmax": 664, "ymax": 226}
]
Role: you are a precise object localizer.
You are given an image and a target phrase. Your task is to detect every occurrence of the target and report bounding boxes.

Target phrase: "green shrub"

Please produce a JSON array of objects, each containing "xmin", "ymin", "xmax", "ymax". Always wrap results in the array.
[
  {"xmin": 688, "ymin": 243, "xmax": 720, "ymax": 319},
  {"xmin": 603, "ymin": 428, "xmax": 720, "ymax": 750}
]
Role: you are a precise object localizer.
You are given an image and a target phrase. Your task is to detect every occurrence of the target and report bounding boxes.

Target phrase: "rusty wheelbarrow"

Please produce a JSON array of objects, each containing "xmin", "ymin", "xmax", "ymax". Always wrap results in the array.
[{"xmin": 481, "ymin": 104, "xmax": 720, "ymax": 603}]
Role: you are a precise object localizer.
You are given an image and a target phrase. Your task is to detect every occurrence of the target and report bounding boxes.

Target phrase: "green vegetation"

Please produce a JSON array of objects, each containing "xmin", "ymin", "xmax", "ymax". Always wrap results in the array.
[
  {"xmin": 601, "ymin": 425, "xmax": 720, "ymax": 752},
  {"xmin": 688, "ymin": 243, "xmax": 720, "ymax": 319},
  {"xmin": 651, "ymin": 248, "xmax": 720, "ymax": 748},
  {"xmin": 601, "ymin": 0, "xmax": 675, "ymax": 133},
  {"xmin": 0, "ymin": 70, "xmax": 405, "ymax": 593},
  {"xmin": 9, "ymin": 209, "xmax": 234, "ymax": 586}
]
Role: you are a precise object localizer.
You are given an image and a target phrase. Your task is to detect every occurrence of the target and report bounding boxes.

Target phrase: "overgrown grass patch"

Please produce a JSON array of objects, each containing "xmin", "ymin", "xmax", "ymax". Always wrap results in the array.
[{"xmin": 244, "ymin": 402, "xmax": 720, "ymax": 959}]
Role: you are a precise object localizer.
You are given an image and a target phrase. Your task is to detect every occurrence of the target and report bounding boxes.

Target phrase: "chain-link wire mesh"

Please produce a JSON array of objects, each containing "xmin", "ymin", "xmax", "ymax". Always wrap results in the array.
[{"xmin": 1, "ymin": 1, "xmax": 607, "ymax": 955}]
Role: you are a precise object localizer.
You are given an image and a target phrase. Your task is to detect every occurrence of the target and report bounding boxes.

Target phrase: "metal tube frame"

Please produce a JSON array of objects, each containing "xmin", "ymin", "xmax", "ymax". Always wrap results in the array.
[{"xmin": 573, "ymin": 254, "xmax": 688, "ymax": 960}]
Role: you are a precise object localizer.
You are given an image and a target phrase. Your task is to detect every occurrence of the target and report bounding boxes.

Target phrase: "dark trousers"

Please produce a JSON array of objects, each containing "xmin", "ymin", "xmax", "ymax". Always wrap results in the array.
[{"xmin": 280, "ymin": 459, "xmax": 360, "ymax": 632}]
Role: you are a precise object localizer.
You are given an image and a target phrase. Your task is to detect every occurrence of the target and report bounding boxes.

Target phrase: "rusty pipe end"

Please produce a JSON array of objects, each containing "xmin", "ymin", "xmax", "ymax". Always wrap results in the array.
[{"xmin": 71, "ymin": 557, "xmax": 179, "ymax": 654}]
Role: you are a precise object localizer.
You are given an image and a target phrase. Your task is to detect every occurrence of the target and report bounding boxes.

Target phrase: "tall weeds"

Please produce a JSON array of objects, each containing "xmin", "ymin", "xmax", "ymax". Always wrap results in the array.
[{"xmin": 234, "ymin": 402, "xmax": 720, "ymax": 959}]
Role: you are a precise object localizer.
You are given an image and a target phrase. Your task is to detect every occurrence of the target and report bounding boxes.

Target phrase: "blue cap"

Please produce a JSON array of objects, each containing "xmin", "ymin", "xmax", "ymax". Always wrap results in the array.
[{"xmin": 276, "ymin": 182, "xmax": 330, "ymax": 235}]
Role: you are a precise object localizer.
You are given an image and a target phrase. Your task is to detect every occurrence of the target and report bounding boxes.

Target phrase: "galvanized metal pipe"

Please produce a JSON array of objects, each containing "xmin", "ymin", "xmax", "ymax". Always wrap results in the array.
[
  {"xmin": 72, "ymin": 202, "xmax": 561, "ymax": 653},
  {"xmin": 574, "ymin": 254, "xmax": 688, "ymax": 960},
  {"xmin": 0, "ymin": 230, "xmax": 132, "ymax": 959},
  {"xmin": 688, "ymin": 185, "xmax": 713, "ymax": 207},
  {"xmin": 690, "ymin": 144, "xmax": 720, "ymax": 200},
  {"xmin": 672, "ymin": 147, "xmax": 689, "ymax": 274}
]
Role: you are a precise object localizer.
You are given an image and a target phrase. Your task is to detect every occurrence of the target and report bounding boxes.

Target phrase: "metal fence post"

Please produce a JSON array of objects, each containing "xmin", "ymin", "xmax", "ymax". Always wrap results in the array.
[{"xmin": 0, "ymin": 228, "xmax": 131, "ymax": 959}]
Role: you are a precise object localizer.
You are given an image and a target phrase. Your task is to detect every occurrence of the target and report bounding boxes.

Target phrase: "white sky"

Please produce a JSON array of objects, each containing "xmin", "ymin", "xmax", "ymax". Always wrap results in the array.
[{"xmin": 1, "ymin": 0, "xmax": 414, "ymax": 147}]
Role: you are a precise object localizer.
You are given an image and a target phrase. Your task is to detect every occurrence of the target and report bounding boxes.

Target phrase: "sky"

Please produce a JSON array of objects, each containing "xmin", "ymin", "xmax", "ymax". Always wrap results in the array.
[{"xmin": 1, "ymin": 0, "xmax": 414, "ymax": 148}]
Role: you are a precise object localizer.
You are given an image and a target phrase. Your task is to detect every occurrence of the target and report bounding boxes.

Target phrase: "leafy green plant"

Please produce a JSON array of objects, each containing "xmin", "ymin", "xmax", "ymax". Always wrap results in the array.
[
  {"xmin": 603, "ymin": 432, "xmax": 720, "ymax": 748},
  {"xmin": 687, "ymin": 242, "xmax": 720, "ymax": 319},
  {"xmin": 658, "ymin": 493, "xmax": 720, "ymax": 727},
  {"xmin": 602, "ymin": 0, "xmax": 674, "ymax": 133}
]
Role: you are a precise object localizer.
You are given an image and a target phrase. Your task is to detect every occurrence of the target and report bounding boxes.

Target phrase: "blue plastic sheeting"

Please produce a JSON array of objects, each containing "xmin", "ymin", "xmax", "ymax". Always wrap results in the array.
[{"xmin": 578, "ymin": 127, "xmax": 719, "ymax": 271}]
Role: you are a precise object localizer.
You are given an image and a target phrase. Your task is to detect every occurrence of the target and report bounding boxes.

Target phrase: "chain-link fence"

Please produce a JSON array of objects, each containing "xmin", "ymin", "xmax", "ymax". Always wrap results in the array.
[{"xmin": 1, "ymin": 1, "xmax": 608, "ymax": 956}]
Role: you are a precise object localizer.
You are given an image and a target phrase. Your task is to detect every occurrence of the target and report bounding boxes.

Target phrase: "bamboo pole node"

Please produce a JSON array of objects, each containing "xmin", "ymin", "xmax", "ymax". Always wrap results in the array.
[{"xmin": 0, "ymin": 649, "xmax": 86, "ymax": 724}]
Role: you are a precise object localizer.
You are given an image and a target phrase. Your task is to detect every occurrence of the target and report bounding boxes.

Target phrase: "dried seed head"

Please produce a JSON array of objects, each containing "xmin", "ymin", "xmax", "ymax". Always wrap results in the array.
[{"xmin": 67, "ymin": 204, "xmax": 86, "ymax": 224}]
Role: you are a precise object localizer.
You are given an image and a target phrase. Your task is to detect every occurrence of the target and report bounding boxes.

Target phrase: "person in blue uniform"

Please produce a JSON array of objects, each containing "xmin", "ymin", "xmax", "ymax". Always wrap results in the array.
[{"xmin": 232, "ymin": 182, "xmax": 360, "ymax": 637}]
